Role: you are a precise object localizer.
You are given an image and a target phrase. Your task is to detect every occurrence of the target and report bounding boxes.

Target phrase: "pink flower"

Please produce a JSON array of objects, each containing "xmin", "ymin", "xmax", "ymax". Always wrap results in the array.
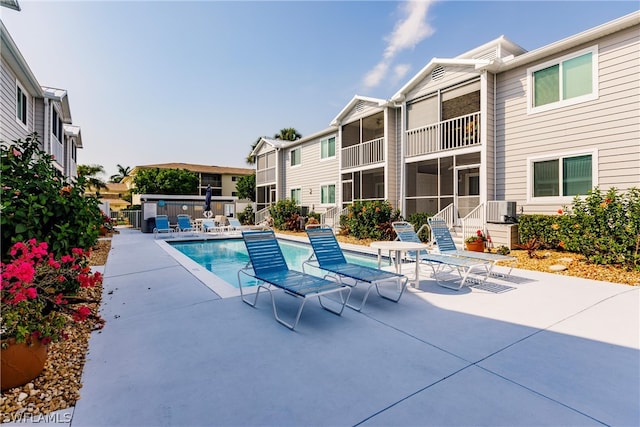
[
  {"xmin": 73, "ymin": 306, "xmax": 91, "ymax": 322},
  {"xmin": 24, "ymin": 287, "xmax": 37, "ymax": 299}
]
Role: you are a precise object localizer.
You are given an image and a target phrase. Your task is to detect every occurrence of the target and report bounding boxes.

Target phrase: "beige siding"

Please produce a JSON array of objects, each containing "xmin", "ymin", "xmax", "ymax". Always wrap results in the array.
[
  {"xmin": 341, "ymin": 100, "xmax": 381, "ymax": 124},
  {"xmin": 496, "ymin": 25, "xmax": 640, "ymax": 215},
  {"xmin": 0, "ymin": 57, "xmax": 33, "ymax": 142},
  {"xmin": 284, "ymin": 131, "xmax": 339, "ymax": 214},
  {"xmin": 407, "ymin": 66, "xmax": 483, "ymax": 102}
]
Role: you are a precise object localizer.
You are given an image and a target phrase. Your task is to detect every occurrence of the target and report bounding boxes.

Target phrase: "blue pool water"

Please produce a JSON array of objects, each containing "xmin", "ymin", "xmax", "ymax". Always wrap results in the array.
[{"xmin": 169, "ymin": 238, "xmax": 382, "ymax": 288}]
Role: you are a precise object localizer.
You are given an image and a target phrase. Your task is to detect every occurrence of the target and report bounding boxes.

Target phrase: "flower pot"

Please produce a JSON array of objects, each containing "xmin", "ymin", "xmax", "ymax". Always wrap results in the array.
[
  {"xmin": 1, "ymin": 338, "xmax": 48, "ymax": 391},
  {"xmin": 465, "ymin": 240, "xmax": 485, "ymax": 252}
]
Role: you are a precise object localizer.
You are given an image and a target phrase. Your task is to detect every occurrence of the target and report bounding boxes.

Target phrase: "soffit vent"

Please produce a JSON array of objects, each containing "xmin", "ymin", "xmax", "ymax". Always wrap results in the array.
[
  {"xmin": 355, "ymin": 101, "xmax": 365, "ymax": 112},
  {"xmin": 431, "ymin": 66, "xmax": 445, "ymax": 81},
  {"xmin": 473, "ymin": 49, "xmax": 498, "ymax": 61}
]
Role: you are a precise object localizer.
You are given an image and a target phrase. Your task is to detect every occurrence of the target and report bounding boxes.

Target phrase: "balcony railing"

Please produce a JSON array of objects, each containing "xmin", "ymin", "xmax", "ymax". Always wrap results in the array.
[
  {"xmin": 51, "ymin": 139, "xmax": 64, "ymax": 167},
  {"xmin": 341, "ymin": 137, "xmax": 384, "ymax": 169},
  {"xmin": 405, "ymin": 112, "xmax": 480, "ymax": 158},
  {"xmin": 256, "ymin": 167, "xmax": 276, "ymax": 184}
]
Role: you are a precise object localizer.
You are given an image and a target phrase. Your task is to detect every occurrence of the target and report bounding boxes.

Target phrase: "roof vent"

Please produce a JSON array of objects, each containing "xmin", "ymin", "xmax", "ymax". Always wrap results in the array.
[
  {"xmin": 431, "ymin": 66, "xmax": 445, "ymax": 81},
  {"xmin": 355, "ymin": 101, "xmax": 365, "ymax": 112}
]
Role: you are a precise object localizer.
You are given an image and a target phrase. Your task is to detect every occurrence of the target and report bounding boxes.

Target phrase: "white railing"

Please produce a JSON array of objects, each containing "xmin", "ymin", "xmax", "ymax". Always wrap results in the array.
[
  {"xmin": 461, "ymin": 203, "xmax": 485, "ymax": 244},
  {"xmin": 341, "ymin": 137, "xmax": 384, "ymax": 169},
  {"xmin": 430, "ymin": 203, "xmax": 456, "ymax": 229},
  {"xmin": 256, "ymin": 167, "xmax": 276, "ymax": 184},
  {"xmin": 319, "ymin": 206, "xmax": 337, "ymax": 227},
  {"xmin": 51, "ymin": 139, "xmax": 64, "ymax": 167},
  {"xmin": 254, "ymin": 206, "xmax": 270, "ymax": 225},
  {"xmin": 405, "ymin": 112, "xmax": 480, "ymax": 158}
]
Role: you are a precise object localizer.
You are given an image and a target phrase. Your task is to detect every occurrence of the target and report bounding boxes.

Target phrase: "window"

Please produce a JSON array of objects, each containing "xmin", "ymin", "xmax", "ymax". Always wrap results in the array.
[
  {"xmin": 530, "ymin": 153, "xmax": 595, "ymax": 200},
  {"xmin": 232, "ymin": 176, "xmax": 237, "ymax": 182},
  {"xmin": 290, "ymin": 148, "xmax": 301, "ymax": 166},
  {"xmin": 321, "ymin": 136, "xmax": 336, "ymax": 159},
  {"xmin": 52, "ymin": 108, "xmax": 63, "ymax": 141},
  {"xmin": 16, "ymin": 84, "xmax": 27, "ymax": 126},
  {"xmin": 528, "ymin": 46, "xmax": 597, "ymax": 113},
  {"xmin": 290, "ymin": 188, "xmax": 301, "ymax": 204},
  {"xmin": 320, "ymin": 184, "xmax": 336, "ymax": 204}
]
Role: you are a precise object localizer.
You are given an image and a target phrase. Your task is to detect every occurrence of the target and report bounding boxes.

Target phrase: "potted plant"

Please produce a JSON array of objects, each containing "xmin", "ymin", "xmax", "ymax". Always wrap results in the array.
[
  {"xmin": 0, "ymin": 239, "xmax": 103, "ymax": 391},
  {"xmin": 465, "ymin": 230, "xmax": 487, "ymax": 252}
]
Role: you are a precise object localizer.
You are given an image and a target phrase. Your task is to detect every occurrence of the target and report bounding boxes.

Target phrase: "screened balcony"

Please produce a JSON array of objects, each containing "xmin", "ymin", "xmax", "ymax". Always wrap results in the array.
[
  {"xmin": 405, "ymin": 112, "xmax": 480, "ymax": 158},
  {"xmin": 341, "ymin": 111, "xmax": 385, "ymax": 169}
]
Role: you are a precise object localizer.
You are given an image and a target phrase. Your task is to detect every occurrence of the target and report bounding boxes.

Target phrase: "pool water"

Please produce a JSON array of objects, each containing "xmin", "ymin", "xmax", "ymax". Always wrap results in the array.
[{"xmin": 169, "ymin": 238, "xmax": 381, "ymax": 288}]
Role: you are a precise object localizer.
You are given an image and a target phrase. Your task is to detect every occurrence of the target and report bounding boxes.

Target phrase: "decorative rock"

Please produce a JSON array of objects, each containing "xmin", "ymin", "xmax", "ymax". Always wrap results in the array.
[
  {"xmin": 549, "ymin": 264, "xmax": 568, "ymax": 272},
  {"xmin": 17, "ymin": 393, "xmax": 28, "ymax": 402},
  {"xmin": 558, "ymin": 257, "xmax": 575, "ymax": 263}
]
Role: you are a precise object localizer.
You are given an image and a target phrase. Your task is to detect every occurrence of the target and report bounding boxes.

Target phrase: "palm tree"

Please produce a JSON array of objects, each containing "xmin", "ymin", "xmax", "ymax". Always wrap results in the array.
[
  {"xmin": 109, "ymin": 164, "xmax": 131, "ymax": 183},
  {"xmin": 246, "ymin": 128, "xmax": 303, "ymax": 165},
  {"xmin": 274, "ymin": 127, "xmax": 302, "ymax": 141},
  {"xmin": 77, "ymin": 164, "xmax": 108, "ymax": 194},
  {"xmin": 245, "ymin": 137, "xmax": 263, "ymax": 165}
]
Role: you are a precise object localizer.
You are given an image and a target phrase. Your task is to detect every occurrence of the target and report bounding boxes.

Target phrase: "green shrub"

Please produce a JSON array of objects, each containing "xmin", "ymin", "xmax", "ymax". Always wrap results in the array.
[
  {"xmin": 518, "ymin": 187, "xmax": 640, "ymax": 268},
  {"xmin": 561, "ymin": 187, "xmax": 640, "ymax": 267},
  {"xmin": 1, "ymin": 134, "xmax": 103, "ymax": 261},
  {"xmin": 406, "ymin": 212, "xmax": 432, "ymax": 242},
  {"xmin": 517, "ymin": 214, "xmax": 563, "ymax": 248},
  {"xmin": 268, "ymin": 199, "xmax": 301, "ymax": 231},
  {"xmin": 238, "ymin": 205, "xmax": 255, "ymax": 225},
  {"xmin": 339, "ymin": 200, "xmax": 401, "ymax": 240}
]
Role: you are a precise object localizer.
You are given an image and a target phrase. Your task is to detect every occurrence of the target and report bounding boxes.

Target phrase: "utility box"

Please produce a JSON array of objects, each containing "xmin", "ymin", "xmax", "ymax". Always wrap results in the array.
[{"xmin": 486, "ymin": 201, "xmax": 517, "ymax": 223}]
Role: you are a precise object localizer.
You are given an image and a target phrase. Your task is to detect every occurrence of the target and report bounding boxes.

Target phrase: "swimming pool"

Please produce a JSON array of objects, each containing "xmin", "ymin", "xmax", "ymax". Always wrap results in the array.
[{"xmin": 168, "ymin": 238, "xmax": 381, "ymax": 291}]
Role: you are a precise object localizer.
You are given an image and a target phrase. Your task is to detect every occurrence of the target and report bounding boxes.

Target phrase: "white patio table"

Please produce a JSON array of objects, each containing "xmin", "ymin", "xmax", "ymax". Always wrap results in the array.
[{"xmin": 369, "ymin": 241, "xmax": 430, "ymax": 287}]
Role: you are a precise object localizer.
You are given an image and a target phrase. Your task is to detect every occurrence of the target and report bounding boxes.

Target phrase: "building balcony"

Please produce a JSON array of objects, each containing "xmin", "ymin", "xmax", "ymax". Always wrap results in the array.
[
  {"xmin": 405, "ymin": 112, "xmax": 480, "ymax": 158},
  {"xmin": 341, "ymin": 137, "xmax": 385, "ymax": 169},
  {"xmin": 256, "ymin": 167, "xmax": 276, "ymax": 185}
]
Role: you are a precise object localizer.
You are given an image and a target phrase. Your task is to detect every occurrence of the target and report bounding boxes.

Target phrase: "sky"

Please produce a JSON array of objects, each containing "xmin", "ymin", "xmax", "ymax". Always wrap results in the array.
[{"xmin": 2, "ymin": 0, "xmax": 638, "ymax": 179}]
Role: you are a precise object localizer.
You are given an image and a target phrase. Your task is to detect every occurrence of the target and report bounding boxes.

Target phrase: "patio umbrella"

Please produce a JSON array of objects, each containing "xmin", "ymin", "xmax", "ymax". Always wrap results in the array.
[{"xmin": 204, "ymin": 185, "xmax": 212, "ymax": 213}]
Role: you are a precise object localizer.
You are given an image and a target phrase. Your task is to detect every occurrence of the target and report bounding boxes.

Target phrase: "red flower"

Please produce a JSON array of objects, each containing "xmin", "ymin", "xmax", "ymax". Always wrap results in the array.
[
  {"xmin": 557, "ymin": 209, "xmax": 563, "ymax": 215},
  {"xmin": 73, "ymin": 306, "xmax": 92, "ymax": 322}
]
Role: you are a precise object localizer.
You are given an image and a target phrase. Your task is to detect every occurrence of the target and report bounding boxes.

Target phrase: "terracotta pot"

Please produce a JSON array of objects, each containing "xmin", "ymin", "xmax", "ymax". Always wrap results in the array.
[
  {"xmin": 1, "ymin": 338, "xmax": 48, "ymax": 391},
  {"xmin": 465, "ymin": 240, "xmax": 485, "ymax": 252}
]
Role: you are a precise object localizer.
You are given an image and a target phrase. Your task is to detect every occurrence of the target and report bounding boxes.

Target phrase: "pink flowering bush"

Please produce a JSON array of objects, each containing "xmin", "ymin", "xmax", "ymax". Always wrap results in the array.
[{"xmin": 1, "ymin": 239, "xmax": 103, "ymax": 346}]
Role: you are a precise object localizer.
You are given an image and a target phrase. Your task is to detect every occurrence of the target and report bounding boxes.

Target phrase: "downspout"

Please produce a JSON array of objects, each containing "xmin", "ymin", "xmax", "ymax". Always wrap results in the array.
[
  {"xmin": 493, "ymin": 72, "xmax": 497, "ymax": 199},
  {"xmin": 43, "ymin": 98, "xmax": 49, "ymax": 155},
  {"xmin": 398, "ymin": 101, "xmax": 406, "ymax": 215}
]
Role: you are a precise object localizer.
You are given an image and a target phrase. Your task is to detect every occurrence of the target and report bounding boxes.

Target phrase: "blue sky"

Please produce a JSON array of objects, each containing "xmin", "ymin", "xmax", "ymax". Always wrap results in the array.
[{"xmin": 2, "ymin": 1, "xmax": 638, "ymax": 179}]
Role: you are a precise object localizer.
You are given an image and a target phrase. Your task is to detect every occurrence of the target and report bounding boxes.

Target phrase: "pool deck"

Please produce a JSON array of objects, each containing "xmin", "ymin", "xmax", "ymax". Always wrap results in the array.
[{"xmin": 14, "ymin": 227, "xmax": 639, "ymax": 426}]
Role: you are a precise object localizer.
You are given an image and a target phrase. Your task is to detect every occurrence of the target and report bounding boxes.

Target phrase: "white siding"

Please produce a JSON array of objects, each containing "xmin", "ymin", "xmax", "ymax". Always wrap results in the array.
[
  {"xmin": 284, "ymin": 131, "xmax": 339, "ymax": 214},
  {"xmin": 0, "ymin": 57, "xmax": 33, "ymax": 142},
  {"xmin": 340, "ymin": 100, "xmax": 382, "ymax": 125},
  {"xmin": 496, "ymin": 25, "xmax": 640, "ymax": 214}
]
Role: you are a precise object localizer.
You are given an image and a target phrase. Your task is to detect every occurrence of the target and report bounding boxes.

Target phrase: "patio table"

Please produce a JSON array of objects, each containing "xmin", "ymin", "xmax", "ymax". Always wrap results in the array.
[{"xmin": 370, "ymin": 241, "xmax": 430, "ymax": 287}]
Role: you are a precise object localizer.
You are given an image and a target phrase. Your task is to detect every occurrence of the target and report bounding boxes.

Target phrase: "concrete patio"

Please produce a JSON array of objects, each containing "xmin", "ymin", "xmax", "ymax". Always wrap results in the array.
[{"xmin": 24, "ymin": 228, "xmax": 640, "ymax": 426}]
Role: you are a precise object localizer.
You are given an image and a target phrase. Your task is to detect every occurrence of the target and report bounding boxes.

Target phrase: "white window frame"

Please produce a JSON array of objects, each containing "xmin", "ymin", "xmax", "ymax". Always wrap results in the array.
[
  {"xmin": 527, "ymin": 45, "xmax": 598, "ymax": 115},
  {"xmin": 290, "ymin": 187, "xmax": 302, "ymax": 204},
  {"xmin": 319, "ymin": 183, "xmax": 336, "ymax": 205},
  {"xmin": 15, "ymin": 80, "xmax": 28, "ymax": 129},
  {"xmin": 290, "ymin": 147, "xmax": 301, "ymax": 167},
  {"xmin": 526, "ymin": 149, "xmax": 598, "ymax": 204},
  {"xmin": 320, "ymin": 136, "xmax": 336, "ymax": 160}
]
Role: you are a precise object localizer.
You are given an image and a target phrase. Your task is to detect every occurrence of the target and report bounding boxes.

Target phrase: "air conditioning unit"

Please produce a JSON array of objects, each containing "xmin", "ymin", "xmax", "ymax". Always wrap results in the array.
[{"xmin": 486, "ymin": 201, "xmax": 517, "ymax": 223}]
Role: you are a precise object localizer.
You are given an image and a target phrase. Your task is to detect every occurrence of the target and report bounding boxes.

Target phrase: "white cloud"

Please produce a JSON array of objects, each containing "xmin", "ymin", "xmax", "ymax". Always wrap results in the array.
[
  {"xmin": 363, "ymin": 0, "xmax": 436, "ymax": 89},
  {"xmin": 392, "ymin": 64, "xmax": 411, "ymax": 84}
]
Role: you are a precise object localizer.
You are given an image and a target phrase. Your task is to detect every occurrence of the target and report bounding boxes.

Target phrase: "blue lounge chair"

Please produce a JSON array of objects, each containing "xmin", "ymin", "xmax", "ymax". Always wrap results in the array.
[
  {"xmin": 153, "ymin": 215, "xmax": 174, "ymax": 239},
  {"xmin": 427, "ymin": 218, "xmax": 517, "ymax": 278},
  {"xmin": 176, "ymin": 214, "xmax": 196, "ymax": 235},
  {"xmin": 237, "ymin": 230, "xmax": 351, "ymax": 330},
  {"xmin": 303, "ymin": 226, "xmax": 408, "ymax": 311},
  {"xmin": 392, "ymin": 221, "xmax": 494, "ymax": 290}
]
